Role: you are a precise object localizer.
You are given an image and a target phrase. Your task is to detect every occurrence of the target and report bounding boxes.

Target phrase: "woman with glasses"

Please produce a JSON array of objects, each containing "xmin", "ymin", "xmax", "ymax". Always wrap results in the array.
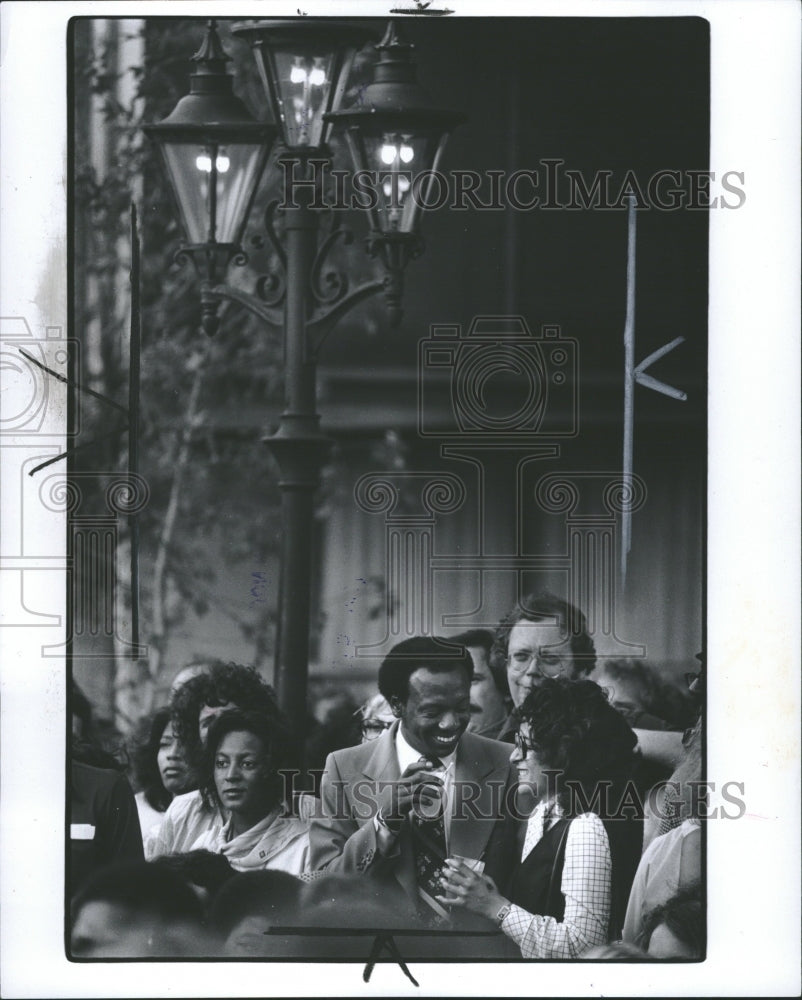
[{"xmin": 438, "ymin": 677, "xmax": 642, "ymax": 958}]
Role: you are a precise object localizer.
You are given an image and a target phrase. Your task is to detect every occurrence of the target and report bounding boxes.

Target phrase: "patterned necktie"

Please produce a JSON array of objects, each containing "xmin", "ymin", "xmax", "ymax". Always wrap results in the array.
[{"xmin": 410, "ymin": 754, "xmax": 449, "ymax": 921}]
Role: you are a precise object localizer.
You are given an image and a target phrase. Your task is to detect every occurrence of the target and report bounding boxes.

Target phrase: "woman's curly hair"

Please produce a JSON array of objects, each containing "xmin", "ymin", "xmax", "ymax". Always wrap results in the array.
[
  {"xmin": 517, "ymin": 677, "xmax": 638, "ymax": 814},
  {"xmin": 170, "ymin": 661, "xmax": 282, "ymax": 768},
  {"xmin": 199, "ymin": 707, "xmax": 293, "ymax": 814}
]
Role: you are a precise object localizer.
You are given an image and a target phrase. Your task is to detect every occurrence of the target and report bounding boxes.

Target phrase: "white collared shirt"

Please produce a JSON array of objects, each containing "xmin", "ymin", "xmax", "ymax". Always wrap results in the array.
[{"xmin": 395, "ymin": 726, "xmax": 457, "ymax": 842}]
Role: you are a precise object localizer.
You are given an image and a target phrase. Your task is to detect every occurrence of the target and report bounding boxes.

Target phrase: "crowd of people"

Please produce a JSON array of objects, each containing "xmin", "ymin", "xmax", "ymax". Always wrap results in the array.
[{"xmin": 69, "ymin": 590, "xmax": 704, "ymax": 961}]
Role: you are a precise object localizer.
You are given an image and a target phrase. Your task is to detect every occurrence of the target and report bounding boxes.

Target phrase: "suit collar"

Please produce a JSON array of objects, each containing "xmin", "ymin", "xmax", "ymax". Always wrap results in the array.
[{"xmin": 359, "ymin": 719, "xmax": 402, "ymax": 781}]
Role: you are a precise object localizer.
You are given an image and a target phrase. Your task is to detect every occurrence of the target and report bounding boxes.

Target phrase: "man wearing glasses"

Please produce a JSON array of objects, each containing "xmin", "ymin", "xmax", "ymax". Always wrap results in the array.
[
  {"xmin": 490, "ymin": 591, "xmax": 596, "ymax": 743},
  {"xmin": 491, "ymin": 591, "xmax": 684, "ymax": 774}
]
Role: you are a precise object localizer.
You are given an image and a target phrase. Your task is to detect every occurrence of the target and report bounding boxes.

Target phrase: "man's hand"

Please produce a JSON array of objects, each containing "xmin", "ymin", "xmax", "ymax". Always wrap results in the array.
[{"xmin": 379, "ymin": 760, "xmax": 444, "ymax": 832}]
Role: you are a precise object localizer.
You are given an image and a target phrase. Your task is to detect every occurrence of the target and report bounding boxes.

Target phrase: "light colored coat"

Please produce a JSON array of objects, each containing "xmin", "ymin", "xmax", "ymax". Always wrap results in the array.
[{"xmin": 309, "ymin": 721, "xmax": 517, "ymax": 916}]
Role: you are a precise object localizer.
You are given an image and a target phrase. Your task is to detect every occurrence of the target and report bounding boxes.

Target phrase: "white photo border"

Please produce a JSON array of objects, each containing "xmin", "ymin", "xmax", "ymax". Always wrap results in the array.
[{"xmin": 0, "ymin": 0, "xmax": 799, "ymax": 996}]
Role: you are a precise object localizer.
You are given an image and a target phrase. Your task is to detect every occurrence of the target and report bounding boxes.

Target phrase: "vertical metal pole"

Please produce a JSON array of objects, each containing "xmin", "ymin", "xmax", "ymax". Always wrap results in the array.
[
  {"xmin": 265, "ymin": 156, "xmax": 331, "ymax": 749},
  {"xmin": 129, "ymin": 204, "xmax": 141, "ymax": 652},
  {"xmin": 621, "ymin": 195, "xmax": 637, "ymax": 585}
]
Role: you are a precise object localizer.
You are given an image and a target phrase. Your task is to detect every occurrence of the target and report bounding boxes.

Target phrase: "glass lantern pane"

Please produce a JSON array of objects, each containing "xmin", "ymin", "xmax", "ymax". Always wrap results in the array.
[
  {"xmin": 161, "ymin": 142, "xmax": 212, "ymax": 244},
  {"xmin": 213, "ymin": 143, "xmax": 265, "ymax": 244},
  {"xmin": 360, "ymin": 131, "xmax": 440, "ymax": 235},
  {"xmin": 161, "ymin": 140, "xmax": 265, "ymax": 245},
  {"xmin": 271, "ymin": 46, "xmax": 351, "ymax": 148}
]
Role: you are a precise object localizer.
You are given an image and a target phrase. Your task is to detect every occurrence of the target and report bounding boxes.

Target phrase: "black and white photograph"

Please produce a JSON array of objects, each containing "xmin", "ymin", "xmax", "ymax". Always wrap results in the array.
[{"xmin": 0, "ymin": 1, "xmax": 799, "ymax": 996}]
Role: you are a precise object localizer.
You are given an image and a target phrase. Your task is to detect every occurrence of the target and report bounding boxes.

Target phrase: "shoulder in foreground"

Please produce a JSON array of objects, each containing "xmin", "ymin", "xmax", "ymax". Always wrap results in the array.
[
  {"xmin": 71, "ymin": 758, "xmax": 129, "ymax": 789},
  {"xmin": 324, "ymin": 734, "xmax": 384, "ymax": 769},
  {"xmin": 164, "ymin": 787, "xmax": 204, "ymax": 819},
  {"xmin": 570, "ymin": 811, "xmax": 610, "ymax": 835}
]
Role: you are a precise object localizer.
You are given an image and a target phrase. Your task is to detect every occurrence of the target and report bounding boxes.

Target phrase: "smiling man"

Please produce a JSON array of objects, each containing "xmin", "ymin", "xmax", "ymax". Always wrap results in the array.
[{"xmin": 309, "ymin": 636, "xmax": 517, "ymax": 932}]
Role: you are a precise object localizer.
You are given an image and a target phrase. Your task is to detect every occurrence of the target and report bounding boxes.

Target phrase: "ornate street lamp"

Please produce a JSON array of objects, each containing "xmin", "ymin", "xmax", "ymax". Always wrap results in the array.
[
  {"xmin": 143, "ymin": 21, "xmax": 276, "ymax": 335},
  {"xmin": 326, "ymin": 21, "xmax": 465, "ymax": 319},
  {"xmin": 231, "ymin": 19, "xmax": 374, "ymax": 150},
  {"xmin": 145, "ymin": 18, "xmax": 463, "ymax": 742}
]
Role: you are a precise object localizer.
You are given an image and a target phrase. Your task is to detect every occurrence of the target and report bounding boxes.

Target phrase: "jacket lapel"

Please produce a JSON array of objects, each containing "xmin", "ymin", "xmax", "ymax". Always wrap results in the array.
[
  {"xmin": 450, "ymin": 733, "xmax": 510, "ymax": 863},
  {"xmin": 358, "ymin": 722, "xmax": 417, "ymax": 905},
  {"xmin": 360, "ymin": 720, "xmax": 402, "ymax": 783}
]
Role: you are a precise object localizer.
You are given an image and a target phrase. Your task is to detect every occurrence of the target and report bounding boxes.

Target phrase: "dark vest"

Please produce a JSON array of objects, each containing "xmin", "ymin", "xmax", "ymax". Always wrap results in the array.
[{"xmin": 506, "ymin": 813, "xmax": 642, "ymax": 940}]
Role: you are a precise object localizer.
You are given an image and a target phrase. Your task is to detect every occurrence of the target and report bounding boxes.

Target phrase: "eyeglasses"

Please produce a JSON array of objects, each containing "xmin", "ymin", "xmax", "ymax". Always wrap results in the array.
[
  {"xmin": 514, "ymin": 731, "xmax": 538, "ymax": 756},
  {"xmin": 506, "ymin": 649, "xmax": 566, "ymax": 678},
  {"xmin": 361, "ymin": 720, "xmax": 392, "ymax": 741}
]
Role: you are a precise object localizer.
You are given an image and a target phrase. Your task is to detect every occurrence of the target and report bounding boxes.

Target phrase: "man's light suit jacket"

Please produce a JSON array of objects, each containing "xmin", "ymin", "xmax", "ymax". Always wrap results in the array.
[{"xmin": 309, "ymin": 721, "xmax": 518, "ymax": 922}]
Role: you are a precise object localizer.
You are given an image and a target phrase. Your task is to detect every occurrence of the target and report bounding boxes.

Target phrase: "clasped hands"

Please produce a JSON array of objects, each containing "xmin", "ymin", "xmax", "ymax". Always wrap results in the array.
[{"xmin": 435, "ymin": 859, "xmax": 509, "ymax": 923}]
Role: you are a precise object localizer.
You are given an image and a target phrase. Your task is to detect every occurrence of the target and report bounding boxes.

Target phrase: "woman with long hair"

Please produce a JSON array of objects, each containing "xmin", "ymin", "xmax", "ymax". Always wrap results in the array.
[
  {"xmin": 439, "ymin": 677, "xmax": 642, "ymax": 958},
  {"xmin": 131, "ymin": 708, "xmax": 192, "ymax": 858}
]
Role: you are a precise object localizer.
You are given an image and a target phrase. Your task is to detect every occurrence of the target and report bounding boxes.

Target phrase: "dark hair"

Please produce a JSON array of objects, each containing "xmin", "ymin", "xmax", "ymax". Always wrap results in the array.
[
  {"xmin": 170, "ymin": 662, "xmax": 281, "ymax": 767},
  {"xmin": 641, "ymin": 883, "xmax": 704, "ymax": 958},
  {"xmin": 71, "ymin": 860, "xmax": 203, "ymax": 925},
  {"xmin": 149, "ymin": 850, "xmax": 236, "ymax": 901},
  {"xmin": 517, "ymin": 677, "xmax": 637, "ymax": 814},
  {"xmin": 70, "ymin": 680, "xmax": 93, "ymax": 736},
  {"xmin": 377, "ymin": 636, "xmax": 474, "ymax": 704},
  {"xmin": 69, "ymin": 679, "xmax": 128, "ymax": 771},
  {"xmin": 598, "ymin": 659, "xmax": 696, "ymax": 730},
  {"xmin": 208, "ymin": 870, "xmax": 303, "ymax": 939},
  {"xmin": 130, "ymin": 708, "xmax": 177, "ymax": 812},
  {"xmin": 491, "ymin": 591, "xmax": 596, "ymax": 678},
  {"xmin": 451, "ymin": 628, "xmax": 509, "ymax": 697},
  {"xmin": 200, "ymin": 708, "xmax": 291, "ymax": 814}
]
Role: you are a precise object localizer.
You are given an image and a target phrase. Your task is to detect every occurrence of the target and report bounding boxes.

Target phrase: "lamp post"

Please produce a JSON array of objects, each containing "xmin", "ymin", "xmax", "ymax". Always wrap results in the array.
[{"xmin": 146, "ymin": 18, "xmax": 463, "ymax": 740}]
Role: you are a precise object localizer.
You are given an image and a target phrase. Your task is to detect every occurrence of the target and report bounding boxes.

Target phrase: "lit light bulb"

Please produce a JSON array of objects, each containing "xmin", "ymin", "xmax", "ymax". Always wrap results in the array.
[
  {"xmin": 383, "ymin": 175, "xmax": 410, "ymax": 199},
  {"xmin": 195, "ymin": 154, "xmax": 212, "ymax": 173},
  {"xmin": 216, "ymin": 154, "xmax": 230, "ymax": 173},
  {"xmin": 309, "ymin": 66, "xmax": 326, "ymax": 87},
  {"xmin": 380, "ymin": 144, "xmax": 398, "ymax": 165},
  {"xmin": 399, "ymin": 144, "xmax": 414, "ymax": 164},
  {"xmin": 290, "ymin": 64, "xmax": 307, "ymax": 84}
]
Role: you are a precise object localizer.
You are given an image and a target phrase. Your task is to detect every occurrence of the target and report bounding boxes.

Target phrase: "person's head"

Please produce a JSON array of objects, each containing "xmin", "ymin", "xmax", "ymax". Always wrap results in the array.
[
  {"xmin": 492, "ymin": 591, "xmax": 596, "ymax": 708},
  {"xmin": 596, "ymin": 659, "xmax": 696, "ymax": 730},
  {"xmin": 312, "ymin": 687, "xmax": 358, "ymax": 727},
  {"xmin": 358, "ymin": 692, "xmax": 395, "ymax": 743},
  {"xmin": 208, "ymin": 870, "xmax": 304, "ymax": 957},
  {"xmin": 71, "ymin": 861, "xmax": 205, "ymax": 958},
  {"xmin": 378, "ymin": 636, "xmax": 473, "ymax": 758},
  {"xmin": 170, "ymin": 660, "xmax": 281, "ymax": 764},
  {"xmin": 451, "ymin": 629, "xmax": 510, "ymax": 737},
  {"xmin": 642, "ymin": 884, "xmax": 704, "ymax": 959},
  {"xmin": 131, "ymin": 708, "xmax": 192, "ymax": 812},
  {"xmin": 511, "ymin": 677, "xmax": 637, "ymax": 811},
  {"xmin": 201, "ymin": 708, "xmax": 291, "ymax": 824},
  {"xmin": 170, "ymin": 662, "xmax": 212, "ymax": 696},
  {"xmin": 70, "ymin": 680, "xmax": 93, "ymax": 739}
]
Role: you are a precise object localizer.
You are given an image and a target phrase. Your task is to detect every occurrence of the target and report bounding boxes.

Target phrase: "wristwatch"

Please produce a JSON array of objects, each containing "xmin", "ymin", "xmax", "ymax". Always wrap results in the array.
[{"xmin": 495, "ymin": 902, "xmax": 512, "ymax": 927}]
